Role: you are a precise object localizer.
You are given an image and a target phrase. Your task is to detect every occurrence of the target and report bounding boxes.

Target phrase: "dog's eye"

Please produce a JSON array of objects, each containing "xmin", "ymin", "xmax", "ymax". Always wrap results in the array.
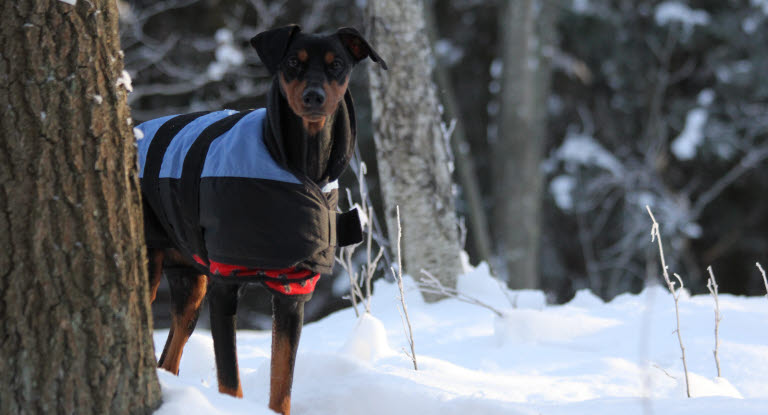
[
  {"xmin": 287, "ymin": 57, "xmax": 299, "ymax": 69},
  {"xmin": 329, "ymin": 59, "xmax": 344, "ymax": 73}
]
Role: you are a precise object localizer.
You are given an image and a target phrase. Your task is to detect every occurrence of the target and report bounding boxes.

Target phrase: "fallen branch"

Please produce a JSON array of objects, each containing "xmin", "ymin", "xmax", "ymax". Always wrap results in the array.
[
  {"xmin": 647, "ymin": 206, "xmax": 690, "ymax": 397},
  {"xmin": 417, "ymin": 270, "xmax": 504, "ymax": 318}
]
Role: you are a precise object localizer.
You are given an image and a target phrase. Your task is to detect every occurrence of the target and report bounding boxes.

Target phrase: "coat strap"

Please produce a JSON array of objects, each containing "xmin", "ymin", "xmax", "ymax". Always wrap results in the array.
[
  {"xmin": 179, "ymin": 110, "xmax": 253, "ymax": 264},
  {"xmin": 142, "ymin": 111, "xmax": 211, "ymax": 251}
]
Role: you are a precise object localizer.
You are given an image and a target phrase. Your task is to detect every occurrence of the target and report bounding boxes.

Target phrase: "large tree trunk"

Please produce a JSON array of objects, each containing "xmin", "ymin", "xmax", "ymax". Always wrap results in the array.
[
  {"xmin": 0, "ymin": 1, "xmax": 161, "ymax": 414},
  {"xmin": 492, "ymin": 0, "xmax": 557, "ymax": 289},
  {"xmin": 365, "ymin": 0, "xmax": 463, "ymax": 301}
]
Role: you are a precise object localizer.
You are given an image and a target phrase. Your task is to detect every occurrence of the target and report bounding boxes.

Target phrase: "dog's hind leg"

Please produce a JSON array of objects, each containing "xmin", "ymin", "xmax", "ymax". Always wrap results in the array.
[
  {"xmin": 209, "ymin": 281, "xmax": 246, "ymax": 398},
  {"xmin": 157, "ymin": 267, "xmax": 207, "ymax": 375},
  {"xmin": 147, "ymin": 248, "xmax": 164, "ymax": 303},
  {"xmin": 269, "ymin": 295, "xmax": 305, "ymax": 415}
]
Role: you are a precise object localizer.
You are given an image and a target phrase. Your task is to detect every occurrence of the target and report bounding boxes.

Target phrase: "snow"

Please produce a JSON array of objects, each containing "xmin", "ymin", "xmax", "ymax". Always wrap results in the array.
[
  {"xmin": 571, "ymin": 0, "xmax": 592, "ymax": 14},
  {"xmin": 555, "ymin": 133, "xmax": 624, "ymax": 176},
  {"xmin": 116, "ymin": 70, "xmax": 133, "ymax": 92},
  {"xmin": 434, "ymin": 39, "xmax": 464, "ymax": 66},
  {"xmin": 58, "ymin": 0, "xmax": 77, "ymax": 5},
  {"xmin": 654, "ymin": 2, "xmax": 710, "ymax": 28},
  {"xmin": 671, "ymin": 108, "xmax": 708, "ymax": 161},
  {"xmin": 550, "ymin": 175, "xmax": 576, "ymax": 210},
  {"xmin": 207, "ymin": 29, "xmax": 245, "ymax": 81},
  {"xmin": 752, "ymin": 0, "xmax": 768, "ymax": 14},
  {"xmin": 153, "ymin": 263, "xmax": 768, "ymax": 414}
]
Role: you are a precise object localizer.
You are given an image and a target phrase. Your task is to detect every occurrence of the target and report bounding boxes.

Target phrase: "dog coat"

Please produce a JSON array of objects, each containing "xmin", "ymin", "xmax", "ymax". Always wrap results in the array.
[{"xmin": 137, "ymin": 90, "xmax": 361, "ymax": 296}]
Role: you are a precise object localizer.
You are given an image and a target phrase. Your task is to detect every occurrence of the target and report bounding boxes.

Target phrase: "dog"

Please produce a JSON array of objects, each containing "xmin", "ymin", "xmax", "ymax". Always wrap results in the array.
[{"xmin": 136, "ymin": 25, "xmax": 386, "ymax": 415}]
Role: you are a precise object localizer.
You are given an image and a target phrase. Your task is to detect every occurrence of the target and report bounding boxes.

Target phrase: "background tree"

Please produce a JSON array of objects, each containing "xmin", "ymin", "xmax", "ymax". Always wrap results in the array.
[
  {"xmin": 0, "ymin": 1, "xmax": 161, "ymax": 413},
  {"xmin": 491, "ymin": 0, "xmax": 558, "ymax": 289},
  {"xmin": 365, "ymin": 0, "xmax": 464, "ymax": 300}
]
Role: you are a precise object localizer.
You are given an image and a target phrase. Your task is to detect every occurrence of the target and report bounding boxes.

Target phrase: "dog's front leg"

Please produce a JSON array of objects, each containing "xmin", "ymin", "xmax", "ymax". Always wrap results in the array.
[
  {"xmin": 269, "ymin": 295, "xmax": 305, "ymax": 415},
  {"xmin": 210, "ymin": 281, "xmax": 245, "ymax": 397}
]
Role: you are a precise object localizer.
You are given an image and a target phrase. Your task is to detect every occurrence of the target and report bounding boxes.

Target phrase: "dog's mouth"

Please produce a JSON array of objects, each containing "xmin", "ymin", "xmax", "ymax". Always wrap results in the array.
[{"xmin": 300, "ymin": 112, "xmax": 327, "ymax": 122}]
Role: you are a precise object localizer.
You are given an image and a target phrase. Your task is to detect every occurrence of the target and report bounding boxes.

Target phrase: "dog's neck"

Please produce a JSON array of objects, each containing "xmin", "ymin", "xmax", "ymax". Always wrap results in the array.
[{"xmin": 281, "ymin": 109, "xmax": 337, "ymax": 183}]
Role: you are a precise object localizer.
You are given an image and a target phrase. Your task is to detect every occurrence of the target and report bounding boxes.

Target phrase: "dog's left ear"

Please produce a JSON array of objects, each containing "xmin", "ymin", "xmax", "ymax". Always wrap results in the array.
[
  {"xmin": 335, "ymin": 27, "xmax": 388, "ymax": 70},
  {"xmin": 251, "ymin": 24, "xmax": 302, "ymax": 74}
]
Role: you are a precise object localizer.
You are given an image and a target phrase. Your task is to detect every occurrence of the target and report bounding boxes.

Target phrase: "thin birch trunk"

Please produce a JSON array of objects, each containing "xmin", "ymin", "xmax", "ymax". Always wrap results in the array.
[
  {"xmin": 365, "ymin": 0, "xmax": 463, "ymax": 301},
  {"xmin": 492, "ymin": 0, "xmax": 558, "ymax": 288}
]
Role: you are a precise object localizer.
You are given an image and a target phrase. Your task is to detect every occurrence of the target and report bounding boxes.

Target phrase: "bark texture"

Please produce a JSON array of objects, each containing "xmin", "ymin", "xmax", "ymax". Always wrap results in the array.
[
  {"xmin": 0, "ymin": 1, "xmax": 161, "ymax": 414},
  {"xmin": 492, "ymin": 0, "xmax": 557, "ymax": 289},
  {"xmin": 365, "ymin": 0, "xmax": 463, "ymax": 300}
]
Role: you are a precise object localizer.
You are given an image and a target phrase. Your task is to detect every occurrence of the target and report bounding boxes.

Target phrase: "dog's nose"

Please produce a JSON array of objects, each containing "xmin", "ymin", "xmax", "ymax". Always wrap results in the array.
[{"xmin": 302, "ymin": 87, "xmax": 326, "ymax": 108}]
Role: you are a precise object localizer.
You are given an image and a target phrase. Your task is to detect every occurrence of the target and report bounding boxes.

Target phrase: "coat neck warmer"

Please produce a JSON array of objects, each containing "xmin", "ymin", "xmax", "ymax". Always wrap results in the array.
[{"xmin": 263, "ymin": 76, "xmax": 357, "ymax": 189}]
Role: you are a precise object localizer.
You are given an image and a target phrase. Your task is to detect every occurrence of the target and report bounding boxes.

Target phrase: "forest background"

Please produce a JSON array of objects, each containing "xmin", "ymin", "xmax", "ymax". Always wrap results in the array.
[{"xmin": 120, "ymin": 0, "xmax": 768, "ymax": 328}]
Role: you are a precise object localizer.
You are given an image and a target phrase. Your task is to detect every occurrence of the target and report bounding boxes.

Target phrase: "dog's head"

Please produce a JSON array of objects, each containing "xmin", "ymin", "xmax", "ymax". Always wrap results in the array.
[{"xmin": 251, "ymin": 25, "xmax": 387, "ymax": 133}]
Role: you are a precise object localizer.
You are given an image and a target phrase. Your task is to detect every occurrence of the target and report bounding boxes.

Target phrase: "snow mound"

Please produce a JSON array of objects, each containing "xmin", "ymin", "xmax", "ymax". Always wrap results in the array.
[
  {"xmin": 341, "ymin": 313, "xmax": 394, "ymax": 361},
  {"xmin": 494, "ymin": 308, "xmax": 620, "ymax": 345}
]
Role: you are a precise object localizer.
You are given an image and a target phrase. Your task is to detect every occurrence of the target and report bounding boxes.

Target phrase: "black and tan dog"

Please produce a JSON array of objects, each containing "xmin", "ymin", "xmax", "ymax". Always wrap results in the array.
[{"xmin": 137, "ymin": 25, "xmax": 386, "ymax": 415}]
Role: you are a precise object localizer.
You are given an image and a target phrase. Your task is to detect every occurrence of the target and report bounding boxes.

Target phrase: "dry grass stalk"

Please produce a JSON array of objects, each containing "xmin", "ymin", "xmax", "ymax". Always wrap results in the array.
[
  {"xmin": 335, "ymin": 161, "xmax": 384, "ymax": 316},
  {"xmin": 646, "ymin": 205, "xmax": 691, "ymax": 398},
  {"xmin": 757, "ymin": 262, "xmax": 768, "ymax": 298},
  {"xmin": 392, "ymin": 206, "xmax": 418, "ymax": 370},
  {"xmin": 706, "ymin": 266, "xmax": 723, "ymax": 377}
]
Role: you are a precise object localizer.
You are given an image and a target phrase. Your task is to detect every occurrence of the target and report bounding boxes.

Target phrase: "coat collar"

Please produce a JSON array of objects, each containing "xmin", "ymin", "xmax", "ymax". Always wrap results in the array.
[{"xmin": 263, "ymin": 77, "xmax": 357, "ymax": 188}]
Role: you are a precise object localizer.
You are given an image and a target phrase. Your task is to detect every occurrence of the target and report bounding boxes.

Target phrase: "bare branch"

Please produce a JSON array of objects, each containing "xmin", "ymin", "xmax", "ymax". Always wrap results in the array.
[
  {"xmin": 690, "ymin": 146, "xmax": 768, "ymax": 220},
  {"xmin": 706, "ymin": 266, "xmax": 722, "ymax": 377},
  {"xmin": 417, "ymin": 270, "xmax": 504, "ymax": 318}
]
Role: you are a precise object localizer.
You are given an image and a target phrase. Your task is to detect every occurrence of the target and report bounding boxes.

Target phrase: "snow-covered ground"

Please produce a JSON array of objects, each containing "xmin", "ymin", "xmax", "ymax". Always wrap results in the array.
[{"xmin": 154, "ymin": 262, "xmax": 768, "ymax": 414}]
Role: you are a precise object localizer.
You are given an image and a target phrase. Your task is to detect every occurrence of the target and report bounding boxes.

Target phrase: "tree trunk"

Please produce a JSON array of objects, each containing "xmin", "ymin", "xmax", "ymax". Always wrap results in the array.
[
  {"xmin": 365, "ymin": 0, "xmax": 463, "ymax": 301},
  {"xmin": 0, "ymin": 2, "xmax": 161, "ymax": 414},
  {"xmin": 492, "ymin": 0, "xmax": 557, "ymax": 289}
]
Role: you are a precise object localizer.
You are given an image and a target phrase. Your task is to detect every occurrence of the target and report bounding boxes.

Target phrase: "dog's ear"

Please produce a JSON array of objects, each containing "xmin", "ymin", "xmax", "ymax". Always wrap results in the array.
[
  {"xmin": 251, "ymin": 25, "xmax": 302, "ymax": 74},
  {"xmin": 335, "ymin": 27, "xmax": 388, "ymax": 70}
]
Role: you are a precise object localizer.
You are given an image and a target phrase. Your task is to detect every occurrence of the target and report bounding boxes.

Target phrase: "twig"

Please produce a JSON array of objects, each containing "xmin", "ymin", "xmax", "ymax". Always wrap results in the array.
[
  {"xmin": 417, "ymin": 270, "xmax": 504, "ymax": 317},
  {"xmin": 757, "ymin": 262, "xmax": 768, "ymax": 298},
  {"xmin": 706, "ymin": 266, "xmax": 722, "ymax": 377},
  {"xmin": 652, "ymin": 363, "xmax": 677, "ymax": 380},
  {"xmin": 336, "ymin": 161, "xmax": 385, "ymax": 316},
  {"xmin": 646, "ymin": 206, "xmax": 690, "ymax": 398},
  {"xmin": 336, "ymin": 246, "xmax": 362, "ymax": 317},
  {"xmin": 392, "ymin": 206, "xmax": 417, "ymax": 370}
]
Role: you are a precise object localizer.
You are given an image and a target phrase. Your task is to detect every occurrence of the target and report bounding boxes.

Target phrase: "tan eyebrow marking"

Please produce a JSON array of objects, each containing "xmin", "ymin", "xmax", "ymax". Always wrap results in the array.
[
  {"xmin": 324, "ymin": 51, "xmax": 335, "ymax": 64},
  {"xmin": 297, "ymin": 49, "xmax": 308, "ymax": 62}
]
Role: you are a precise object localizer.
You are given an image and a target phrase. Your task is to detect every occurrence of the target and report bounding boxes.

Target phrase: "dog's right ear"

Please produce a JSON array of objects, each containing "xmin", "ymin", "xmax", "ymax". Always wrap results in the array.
[{"xmin": 250, "ymin": 25, "xmax": 302, "ymax": 75}]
